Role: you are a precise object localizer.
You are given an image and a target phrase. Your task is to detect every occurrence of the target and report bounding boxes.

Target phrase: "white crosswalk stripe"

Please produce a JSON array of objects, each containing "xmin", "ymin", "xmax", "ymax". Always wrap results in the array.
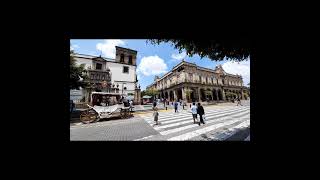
[{"xmin": 138, "ymin": 105, "xmax": 250, "ymax": 141}]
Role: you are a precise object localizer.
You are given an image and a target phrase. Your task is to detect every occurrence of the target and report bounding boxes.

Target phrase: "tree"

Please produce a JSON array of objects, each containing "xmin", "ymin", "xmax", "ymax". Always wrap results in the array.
[
  {"xmin": 70, "ymin": 50, "xmax": 89, "ymax": 90},
  {"xmin": 148, "ymin": 39, "xmax": 250, "ymax": 62},
  {"xmin": 141, "ymin": 90, "xmax": 147, "ymax": 97},
  {"xmin": 145, "ymin": 88, "xmax": 159, "ymax": 101},
  {"xmin": 184, "ymin": 88, "xmax": 193, "ymax": 102},
  {"xmin": 243, "ymin": 92, "xmax": 249, "ymax": 100},
  {"xmin": 225, "ymin": 92, "xmax": 237, "ymax": 100}
]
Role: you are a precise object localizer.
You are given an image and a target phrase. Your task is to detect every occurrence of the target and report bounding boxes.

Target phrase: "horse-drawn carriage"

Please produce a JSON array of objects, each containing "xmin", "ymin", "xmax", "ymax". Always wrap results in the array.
[{"xmin": 80, "ymin": 92, "xmax": 132, "ymax": 124}]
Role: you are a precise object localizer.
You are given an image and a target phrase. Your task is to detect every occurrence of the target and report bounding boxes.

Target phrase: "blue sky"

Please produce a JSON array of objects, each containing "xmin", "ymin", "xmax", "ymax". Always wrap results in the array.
[{"xmin": 70, "ymin": 39, "xmax": 250, "ymax": 90}]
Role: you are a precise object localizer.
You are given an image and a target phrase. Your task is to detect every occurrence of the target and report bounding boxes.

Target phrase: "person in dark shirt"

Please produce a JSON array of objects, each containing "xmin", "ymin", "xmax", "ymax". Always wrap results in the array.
[{"xmin": 197, "ymin": 103, "xmax": 205, "ymax": 125}]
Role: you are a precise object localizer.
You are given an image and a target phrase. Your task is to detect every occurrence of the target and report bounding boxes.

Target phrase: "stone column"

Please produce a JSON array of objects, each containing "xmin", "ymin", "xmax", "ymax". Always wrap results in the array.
[
  {"xmin": 173, "ymin": 89, "xmax": 177, "ymax": 101},
  {"xmin": 241, "ymin": 89, "xmax": 244, "ymax": 100},
  {"xmin": 211, "ymin": 89, "xmax": 214, "ymax": 101},
  {"xmin": 216, "ymin": 89, "xmax": 219, "ymax": 101},
  {"xmin": 222, "ymin": 88, "xmax": 226, "ymax": 101},
  {"xmin": 197, "ymin": 87, "xmax": 201, "ymax": 102},
  {"xmin": 182, "ymin": 87, "xmax": 186, "ymax": 101}
]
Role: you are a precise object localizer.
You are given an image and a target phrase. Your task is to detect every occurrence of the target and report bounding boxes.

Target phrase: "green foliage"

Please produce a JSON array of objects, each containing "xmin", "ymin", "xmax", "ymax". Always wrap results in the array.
[
  {"xmin": 145, "ymin": 88, "xmax": 159, "ymax": 97},
  {"xmin": 70, "ymin": 50, "xmax": 89, "ymax": 90},
  {"xmin": 184, "ymin": 88, "xmax": 193, "ymax": 100},
  {"xmin": 225, "ymin": 92, "xmax": 238, "ymax": 99},
  {"xmin": 148, "ymin": 39, "xmax": 250, "ymax": 62}
]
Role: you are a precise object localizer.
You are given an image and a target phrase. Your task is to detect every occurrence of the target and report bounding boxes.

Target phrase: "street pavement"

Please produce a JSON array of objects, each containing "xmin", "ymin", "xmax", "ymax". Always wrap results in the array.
[{"xmin": 70, "ymin": 100, "xmax": 250, "ymax": 141}]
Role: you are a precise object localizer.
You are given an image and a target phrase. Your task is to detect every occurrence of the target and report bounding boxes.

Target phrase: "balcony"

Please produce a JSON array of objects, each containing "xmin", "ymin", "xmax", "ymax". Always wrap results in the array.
[{"xmin": 88, "ymin": 70, "xmax": 111, "ymax": 83}]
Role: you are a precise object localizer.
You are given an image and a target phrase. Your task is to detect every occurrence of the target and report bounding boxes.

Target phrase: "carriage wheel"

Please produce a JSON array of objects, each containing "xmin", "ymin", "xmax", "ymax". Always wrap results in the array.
[
  {"xmin": 124, "ymin": 109, "xmax": 129, "ymax": 118},
  {"xmin": 121, "ymin": 109, "xmax": 129, "ymax": 119},
  {"xmin": 120, "ymin": 109, "xmax": 126, "ymax": 119},
  {"xmin": 80, "ymin": 109, "xmax": 98, "ymax": 124}
]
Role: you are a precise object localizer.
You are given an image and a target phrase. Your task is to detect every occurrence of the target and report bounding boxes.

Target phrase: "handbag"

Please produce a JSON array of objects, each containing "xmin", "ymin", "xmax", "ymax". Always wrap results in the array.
[{"xmin": 203, "ymin": 115, "xmax": 206, "ymax": 121}]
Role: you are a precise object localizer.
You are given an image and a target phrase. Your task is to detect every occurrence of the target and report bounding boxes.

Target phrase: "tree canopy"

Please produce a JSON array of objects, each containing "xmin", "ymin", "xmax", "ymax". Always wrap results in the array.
[
  {"xmin": 70, "ymin": 50, "xmax": 89, "ymax": 90},
  {"xmin": 148, "ymin": 39, "xmax": 250, "ymax": 62}
]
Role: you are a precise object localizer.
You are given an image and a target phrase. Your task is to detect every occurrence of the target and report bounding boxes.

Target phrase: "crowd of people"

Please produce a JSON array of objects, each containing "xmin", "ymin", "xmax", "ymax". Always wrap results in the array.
[
  {"xmin": 152, "ymin": 96, "xmax": 243, "ymax": 126},
  {"xmin": 152, "ymin": 98, "xmax": 206, "ymax": 126}
]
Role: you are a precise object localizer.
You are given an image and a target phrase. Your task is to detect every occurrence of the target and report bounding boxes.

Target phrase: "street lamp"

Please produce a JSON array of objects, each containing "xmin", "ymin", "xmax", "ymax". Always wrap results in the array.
[{"xmin": 122, "ymin": 83, "xmax": 126, "ymax": 95}]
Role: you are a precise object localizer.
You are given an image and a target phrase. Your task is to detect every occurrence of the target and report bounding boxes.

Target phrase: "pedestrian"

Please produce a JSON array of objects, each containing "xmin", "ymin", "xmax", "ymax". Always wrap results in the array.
[
  {"xmin": 197, "ymin": 103, "xmax": 205, "ymax": 125},
  {"xmin": 153, "ymin": 107, "xmax": 159, "ymax": 125},
  {"xmin": 129, "ymin": 100, "xmax": 133, "ymax": 112},
  {"xmin": 153, "ymin": 99, "xmax": 157, "ymax": 109},
  {"xmin": 190, "ymin": 102, "xmax": 198, "ymax": 124},
  {"xmin": 174, "ymin": 100, "xmax": 178, "ymax": 113},
  {"xmin": 237, "ymin": 97, "xmax": 242, "ymax": 106},
  {"xmin": 70, "ymin": 100, "xmax": 75, "ymax": 113},
  {"xmin": 101, "ymin": 99, "xmax": 107, "ymax": 106},
  {"xmin": 164, "ymin": 99, "xmax": 167, "ymax": 110}
]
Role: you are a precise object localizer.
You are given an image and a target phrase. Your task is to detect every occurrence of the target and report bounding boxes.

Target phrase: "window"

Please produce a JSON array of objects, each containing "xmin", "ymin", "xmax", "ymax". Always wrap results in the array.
[
  {"xmin": 124, "ymin": 87, "xmax": 127, "ymax": 90},
  {"xmin": 120, "ymin": 54, "xmax": 124, "ymax": 62},
  {"xmin": 212, "ymin": 78, "xmax": 214, "ymax": 84},
  {"xmin": 206, "ymin": 77, "xmax": 208, "ymax": 84},
  {"xmin": 128, "ymin": 55, "xmax": 132, "ymax": 64},
  {"xmin": 199, "ymin": 76, "xmax": 202, "ymax": 83},
  {"xmin": 123, "ymin": 66, "xmax": 129, "ymax": 73},
  {"xmin": 96, "ymin": 63, "xmax": 102, "ymax": 70}
]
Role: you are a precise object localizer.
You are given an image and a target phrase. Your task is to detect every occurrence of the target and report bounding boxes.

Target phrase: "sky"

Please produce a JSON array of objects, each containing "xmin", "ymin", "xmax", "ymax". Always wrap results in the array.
[{"xmin": 70, "ymin": 39, "xmax": 250, "ymax": 90}]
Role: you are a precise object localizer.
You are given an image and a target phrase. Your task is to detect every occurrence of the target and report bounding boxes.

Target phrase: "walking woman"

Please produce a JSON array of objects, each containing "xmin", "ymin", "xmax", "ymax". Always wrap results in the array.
[
  {"xmin": 153, "ymin": 107, "xmax": 159, "ymax": 125},
  {"xmin": 190, "ymin": 102, "xmax": 198, "ymax": 124}
]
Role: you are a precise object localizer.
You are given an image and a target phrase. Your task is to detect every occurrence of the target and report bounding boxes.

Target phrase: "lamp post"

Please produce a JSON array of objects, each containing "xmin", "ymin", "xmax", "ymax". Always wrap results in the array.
[{"xmin": 122, "ymin": 83, "xmax": 126, "ymax": 96}]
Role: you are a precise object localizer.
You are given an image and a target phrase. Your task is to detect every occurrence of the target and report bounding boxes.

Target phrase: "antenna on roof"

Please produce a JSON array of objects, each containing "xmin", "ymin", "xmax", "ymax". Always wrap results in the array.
[{"xmin": 99, "ymin": 49, "xmax": 102, "ymax": 57}]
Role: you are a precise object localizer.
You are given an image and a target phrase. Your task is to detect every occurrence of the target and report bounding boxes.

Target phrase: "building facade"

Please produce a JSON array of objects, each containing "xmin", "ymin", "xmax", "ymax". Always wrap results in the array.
[
  {"xmin": 146, "ymin": 60, "xmax": 249, "ymax": 102},
  {"xmin": 71, "ymin": 46, "xmax": 141, "ymax": 104}
]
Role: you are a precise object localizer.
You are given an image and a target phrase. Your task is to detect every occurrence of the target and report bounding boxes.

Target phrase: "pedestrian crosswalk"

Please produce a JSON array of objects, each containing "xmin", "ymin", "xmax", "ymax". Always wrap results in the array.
[{"xmin": 136, "ymin": 105, "xmax": 250, "ymax": 141}]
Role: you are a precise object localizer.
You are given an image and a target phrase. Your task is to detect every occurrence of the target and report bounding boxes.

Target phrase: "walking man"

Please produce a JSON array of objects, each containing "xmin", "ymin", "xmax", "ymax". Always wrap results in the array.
[
  {"xmin": 197, "ymin": 103, "xmax": 205, "ymax": 125},
  {"xmin": 174, "ymin": 100, "xmax": 178, "ymax": 113},
  {"xmin": 153, "ymin": 99, "xmax": 157, "ymax": 109},
  {"xmin": 237, "ymin": 96, "xmax": 243, "ymax": 106}
]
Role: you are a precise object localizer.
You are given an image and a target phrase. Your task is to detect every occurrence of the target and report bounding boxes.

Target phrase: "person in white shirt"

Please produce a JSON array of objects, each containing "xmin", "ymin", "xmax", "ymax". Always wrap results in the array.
[
  {"xmin": 129, "ymin": 100, "xmax": 133, "ymax": 112},
  {"xmin": 190, "ymin": 102, "xmax": 198, "ymax": 124}
]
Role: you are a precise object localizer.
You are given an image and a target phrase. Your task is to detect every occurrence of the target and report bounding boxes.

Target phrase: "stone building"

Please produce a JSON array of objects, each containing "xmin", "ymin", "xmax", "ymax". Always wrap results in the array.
[
  {"xmin": 146, "ymin": 60, "xmax": 249, "ymax": 102},
  {"xmin": 71, "ymin": 46, "xmax": 141, "ymax": 104}
]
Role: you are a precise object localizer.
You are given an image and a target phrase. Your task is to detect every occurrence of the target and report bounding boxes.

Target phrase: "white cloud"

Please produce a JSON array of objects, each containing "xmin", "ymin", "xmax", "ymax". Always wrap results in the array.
[
  {"xmin": 137, "ymin": 74, "xmax": 141, "ymax": 81},
  {"xmin": 96, "ymin": 39, "xmax": 125, "ymax": 59},
  {"xmin": 137, "ymin": 55, "xmax": 168, "ymax": 76},
  {"xmin": 70, "ymin": 44, "xmax": 79, "ymax": 51},
  {"xmin": 222, "ymin": 60, "xmax": 250, "ymax": 86},
  {"xmin": 171, "ymin": 51, "xmax": 186, "ymax": 61}
]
